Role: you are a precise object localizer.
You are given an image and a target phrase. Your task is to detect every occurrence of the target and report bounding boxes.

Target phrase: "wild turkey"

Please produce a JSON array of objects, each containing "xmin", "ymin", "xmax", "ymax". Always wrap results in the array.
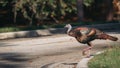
[{"xmin": 65, "ymin": 24, "xmax": 118, "ymax": 57}]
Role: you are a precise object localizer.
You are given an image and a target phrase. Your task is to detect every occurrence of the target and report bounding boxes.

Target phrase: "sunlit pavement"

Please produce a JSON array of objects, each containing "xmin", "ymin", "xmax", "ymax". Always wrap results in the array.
[{"xmin": 0, "ymin": 33, "xmax": 119, "ymax": 68}]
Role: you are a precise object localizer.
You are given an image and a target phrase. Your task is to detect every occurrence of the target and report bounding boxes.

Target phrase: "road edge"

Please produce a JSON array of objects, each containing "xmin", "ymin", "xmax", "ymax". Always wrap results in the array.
[
  {"xmin": 0, "ymin": 23, "xmax": 119, "ymax": 40},
  {"xmin": 76, "ymin": 51, "xmax": 105, "ymax": 68}
]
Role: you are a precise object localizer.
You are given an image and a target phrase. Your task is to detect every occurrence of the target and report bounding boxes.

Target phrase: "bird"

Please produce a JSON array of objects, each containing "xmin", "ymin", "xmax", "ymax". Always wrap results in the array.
[{"xmin": 64, "ymin": 24, "xmax": 118, "ymax": 57}]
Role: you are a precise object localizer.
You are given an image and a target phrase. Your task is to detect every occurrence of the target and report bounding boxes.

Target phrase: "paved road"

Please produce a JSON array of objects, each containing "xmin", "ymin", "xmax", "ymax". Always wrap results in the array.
[{"xmin": 0, "ymin": 34, "xmax": 119, "ymax": 68}]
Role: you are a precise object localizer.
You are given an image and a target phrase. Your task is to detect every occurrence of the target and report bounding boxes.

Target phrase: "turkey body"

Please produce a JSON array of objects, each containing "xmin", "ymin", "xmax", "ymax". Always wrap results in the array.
[
  {"xmin": 65, "ymin": 24, "xmax": 118, "ymax": 57},
  {"xmin": 68, "ymin": 27, "xmax": 118, "ymax": 44},
  {"xmin": 69, "ymin": 27, "xmax": 95, "ymax": 44}
]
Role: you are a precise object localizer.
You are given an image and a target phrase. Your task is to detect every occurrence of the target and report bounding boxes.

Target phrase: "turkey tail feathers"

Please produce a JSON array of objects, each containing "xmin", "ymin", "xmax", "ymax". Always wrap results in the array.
[
  {"xmin": 97, "ymin": 34, "xmax": 118, "ymax": 41},
  {"xmin": 108, "ymin": 36, "xmax": 118, "ymax": 41}
]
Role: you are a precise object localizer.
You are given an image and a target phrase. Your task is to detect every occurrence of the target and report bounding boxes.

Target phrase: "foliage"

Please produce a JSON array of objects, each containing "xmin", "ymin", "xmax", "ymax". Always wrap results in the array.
[
  {"xmin": 0, "ymin": 0, "xmax": 79, "ymax": 26},
  {"xmin": 83, "ymin": 0, "xmax": 94, "ymax": 7},
  {"xmin": 0, "ymin": 0, "xmax": 116, "ymax": 27}
]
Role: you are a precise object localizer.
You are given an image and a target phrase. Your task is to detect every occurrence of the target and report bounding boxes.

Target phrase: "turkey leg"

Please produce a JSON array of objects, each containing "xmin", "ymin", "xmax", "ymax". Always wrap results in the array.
[{"xmin": 82, "ymin": 42, "xmax": 93, "ymax": 57}]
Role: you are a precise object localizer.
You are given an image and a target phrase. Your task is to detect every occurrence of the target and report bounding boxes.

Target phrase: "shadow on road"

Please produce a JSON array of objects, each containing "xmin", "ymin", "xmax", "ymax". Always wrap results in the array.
[
  {"xmin": 0, "ymin": 43, "xmax": 17, "ymax": 47},
  {"xmin": 0, "ymin": 53, "xmax": 30, "ymax": 68}
]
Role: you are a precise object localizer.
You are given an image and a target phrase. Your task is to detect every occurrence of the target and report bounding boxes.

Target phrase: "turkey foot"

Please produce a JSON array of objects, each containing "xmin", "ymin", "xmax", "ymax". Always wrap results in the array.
[
  {"xmin": 82, "ymin": 46, "xmax": 92, "ymax": 57},
  {"xmin": 82, "ymin": 50, "xmax": 91, "ymax": 58}
]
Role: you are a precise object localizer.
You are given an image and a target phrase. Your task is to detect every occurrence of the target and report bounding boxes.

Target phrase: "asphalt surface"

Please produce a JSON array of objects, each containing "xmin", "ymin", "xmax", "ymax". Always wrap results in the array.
[{"xmin": 0, "ymin": 33, "xmax": 119, "ymax": 68}]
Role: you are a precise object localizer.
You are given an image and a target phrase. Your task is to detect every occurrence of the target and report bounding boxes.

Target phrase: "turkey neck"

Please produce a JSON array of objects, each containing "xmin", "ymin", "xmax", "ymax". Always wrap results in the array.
[{"xmin": 67, "ymin": 25, "xmax": 72, "ymax": 34}]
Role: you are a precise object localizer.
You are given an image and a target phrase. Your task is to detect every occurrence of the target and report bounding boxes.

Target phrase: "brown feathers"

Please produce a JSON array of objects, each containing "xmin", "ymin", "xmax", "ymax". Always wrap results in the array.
[
  {"xmin": 65, "ymin": 24, "xmax": 118, "ymax": 44},
  {"xmin": 96, "ymin": 34, "xmax": 118, "ymax": 41}
]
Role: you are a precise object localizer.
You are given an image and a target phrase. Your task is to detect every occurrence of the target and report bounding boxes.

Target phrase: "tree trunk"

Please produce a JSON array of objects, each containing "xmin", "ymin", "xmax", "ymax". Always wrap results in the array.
[
  {"xmin": 13, "ymin": 7, "xmax": 17, "ymax": 24},
  {"xmin": 29, "ymin": 14, "xmax": 34, "ymax": 27},
  {"xmin": 106, "ymin": 0, "xmax": 114, "ymax": 21},
  {"xmin": 77, "ymin": 0, "xmax": 84, "ymax": 22}
]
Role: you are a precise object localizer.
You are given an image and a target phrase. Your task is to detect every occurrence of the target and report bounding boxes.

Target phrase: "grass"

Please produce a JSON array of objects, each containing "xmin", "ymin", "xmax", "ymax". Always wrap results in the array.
[
  {"xmin": 88, "ymin": 45, "xmax": 120, "ymax": 68},
  {"xmin": 0, "ymin": 21, "xmax": 119, "ymax": 33},
  {"xmin": 0, "ymin": 26, "xmax": 44, "ymax": 33},
  {"xmin": 0, "ymin": 27, "xmax": 20, "ymax": 33},
  {"xmin": 0, "ymin": 24, "xmax": 65, "ymax": 33}
]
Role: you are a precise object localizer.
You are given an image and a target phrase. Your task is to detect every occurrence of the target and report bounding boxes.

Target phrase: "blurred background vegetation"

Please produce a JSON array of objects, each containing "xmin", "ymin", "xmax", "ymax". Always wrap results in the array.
[{"xmin": 0, "ymin": 0, "xmax": 120, "ymax": 28}]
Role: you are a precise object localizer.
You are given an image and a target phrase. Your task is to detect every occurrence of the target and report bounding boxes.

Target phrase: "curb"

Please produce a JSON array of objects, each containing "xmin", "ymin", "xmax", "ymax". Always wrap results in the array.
[
  {"xmin": 45, "ymin": 51, "xmax": 105, "ymax": 68},
  {"xmin": 76, "ymin": 51, "xmax": 104, "ymax": 68},
  {"xmin": 0, "ymin": 28, "xmax": 66, "ymax": 40},
  {"xmin": 0, "ymin": 23, "xmax": 119, "ymax": 40}
]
